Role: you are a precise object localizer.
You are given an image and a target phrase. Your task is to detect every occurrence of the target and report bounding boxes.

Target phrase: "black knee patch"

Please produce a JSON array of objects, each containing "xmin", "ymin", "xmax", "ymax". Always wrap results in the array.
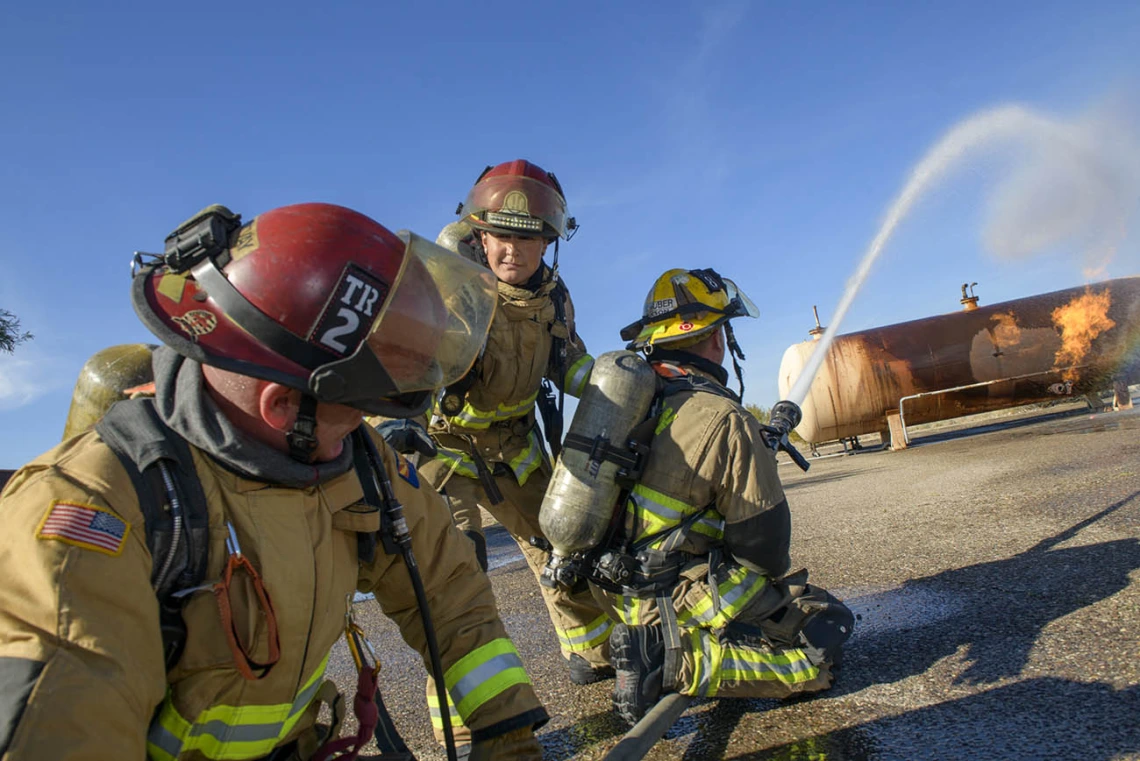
[{"xmin": 464, "ymin": 530, "xmax": 488, "ymax": 572}]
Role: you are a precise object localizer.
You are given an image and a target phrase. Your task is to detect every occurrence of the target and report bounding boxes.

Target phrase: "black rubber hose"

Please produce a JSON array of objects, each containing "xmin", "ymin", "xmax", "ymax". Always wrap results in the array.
[{"xmin": 359, "ymin": 432, "xmax": 459, "ymax": 761}]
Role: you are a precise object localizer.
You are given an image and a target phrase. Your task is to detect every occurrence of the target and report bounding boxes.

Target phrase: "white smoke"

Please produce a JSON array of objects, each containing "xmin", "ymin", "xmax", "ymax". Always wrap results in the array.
[
  {"xmin": 982, "ymin": 101, "xmax": 1140, "ymax": 278},
  {"xmin": 785, "ymin": 100, "xmax": 1140, "ymax": 406}
]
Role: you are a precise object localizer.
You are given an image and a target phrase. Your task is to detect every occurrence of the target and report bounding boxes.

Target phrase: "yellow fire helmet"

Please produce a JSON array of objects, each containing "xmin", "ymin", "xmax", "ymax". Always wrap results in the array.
[{"xmin": 621, "ymin": 268, "xmax": 759, "ymax": 351}]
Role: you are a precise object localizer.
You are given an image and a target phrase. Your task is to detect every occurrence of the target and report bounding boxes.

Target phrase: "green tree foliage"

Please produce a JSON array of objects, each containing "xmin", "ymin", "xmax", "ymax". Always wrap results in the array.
[{"xmin": 0, "ymin": 309, "xmax": 32, "ymax": 354}]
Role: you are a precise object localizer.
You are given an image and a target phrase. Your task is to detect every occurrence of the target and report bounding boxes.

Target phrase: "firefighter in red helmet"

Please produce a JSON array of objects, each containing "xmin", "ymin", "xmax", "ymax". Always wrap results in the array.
[
  {"xmin": 404, "ymin": 161, "xmax": 614, "ymax": 742},
  {"xmin": 0, "ymin": 203, "xmax": 547, "ymax": 760}
]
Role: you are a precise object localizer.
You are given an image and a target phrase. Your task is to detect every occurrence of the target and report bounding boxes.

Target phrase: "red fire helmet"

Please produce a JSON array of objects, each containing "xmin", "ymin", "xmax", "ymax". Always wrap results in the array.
[
  {"xmin": 458, "ymin": 159, "xmax": 576, "ymax": 240},
  {"xmin": 132, "ymin": 203, "xmax": 497, "ymax": 418}
]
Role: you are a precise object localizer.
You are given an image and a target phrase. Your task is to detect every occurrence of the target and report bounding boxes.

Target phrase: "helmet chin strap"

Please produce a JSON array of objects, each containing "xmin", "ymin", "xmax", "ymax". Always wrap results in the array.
[
  {"xmin": 287, "ymin": 393, "xmax": 320, "ymax": 463},
  {"xmin": 724, "ymin": 322, "xmax": 747, "ymax": 399}
]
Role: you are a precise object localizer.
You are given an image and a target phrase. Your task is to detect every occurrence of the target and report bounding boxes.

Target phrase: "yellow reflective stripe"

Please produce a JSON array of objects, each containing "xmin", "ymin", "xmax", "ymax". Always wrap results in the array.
[
  {"xmin": 630, "ymin": 484, "xmax": 696, "ymax": 543},
  {"xmin": 433, "ymin": 446, "xmax": 479, "ymax": 478},
  {"xmin": 564, "ymin": 355, "xmax": 594, "ymax": 397},
  {"xmin": 447, "ymin": 391, "xmax": 538, "ymax": 429},
  {"xmin": 444, "ymin": 638, "xmax": 531, "ymax": 720},
  {"xmin": 508, "ymin": 429, "xmax": 544, "ymax": 486},
  {"xmin": 556, "ymin": 613, "xmax": 614, "ymax": 653},
  {"xmin": 720, "ymin": 643, "xmax": 820, "ymax": 684},
  {"xmin": 677, "ymin": 564, "xmax": 767, "ymax": 629},
  {"xmin": 427, "ymin": 691, "xmax": 465, "ymax": 729},
  {"xmin": 690, "ymin": 510, "xmax": 725, "ymax": 540},
  {"xmin": 147, "ymin": 654, "xmax": 329, "ymax": 760},
  {"xmin": 616, "ymin": 595, "xmax": 650, "ymax": 626}
]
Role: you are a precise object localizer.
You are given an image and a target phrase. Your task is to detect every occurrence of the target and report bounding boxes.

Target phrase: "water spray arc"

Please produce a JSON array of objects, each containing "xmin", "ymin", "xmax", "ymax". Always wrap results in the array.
[{"xmin": 784, "ymin": 104, "xmax": 1096, "ymax": 408}]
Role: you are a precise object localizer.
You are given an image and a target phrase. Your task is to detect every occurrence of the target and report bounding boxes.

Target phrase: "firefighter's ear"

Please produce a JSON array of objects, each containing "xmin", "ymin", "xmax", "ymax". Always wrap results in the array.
[{"xmin": 259, "ymin": 383, "xmax": 302, "ymax": 433}]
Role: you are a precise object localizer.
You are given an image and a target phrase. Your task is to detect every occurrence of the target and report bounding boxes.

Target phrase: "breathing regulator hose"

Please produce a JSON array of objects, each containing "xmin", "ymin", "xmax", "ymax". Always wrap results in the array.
[{"xmin": 357, "ymin": 430, "xmax": 459, "ymax": 761}]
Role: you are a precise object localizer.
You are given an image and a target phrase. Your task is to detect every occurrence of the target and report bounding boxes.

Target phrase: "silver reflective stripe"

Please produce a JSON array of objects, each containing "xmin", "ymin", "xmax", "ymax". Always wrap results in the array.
[
  {"xmin": 146, "ymin": 665, "xmax": 324, "ymax": 757},
  {"xmin": 510, "ymin": 432, "xmax": 542, "ymax": 480},
  {"xmin": 631, "ymin": 491, "xmax": 686, "ymax": 523},
  {"xmin": 147, "ymin": 723, "xmax": 180, "ymax": 759},
  {"xmin": 696, "ymin": 514, "xmax": 725, "ymax": 535},
  {"xmin": 435, "ymin": 447, "xmax": 478, "ymax": 477},
  {"xmin": 723, "ymin": 653, "xmax": 817, "ymax": 680},
  {"xmin": 695, "ymin": 631, "xmax": 714, "ymax": 697},
  {"xmin": 560, "ymin": 616, "xmax": 614, "ymax": 648},
  {"xmin": 450, "ymin": 650, "xmax": 525, "ymax": 706},
  {"xmin": 565, "ymin": 357, "xmax": 594, "ymax": 396},
  {"xmin": 691, "ymin": 570, "xmax": 765, "ymax": 624}
]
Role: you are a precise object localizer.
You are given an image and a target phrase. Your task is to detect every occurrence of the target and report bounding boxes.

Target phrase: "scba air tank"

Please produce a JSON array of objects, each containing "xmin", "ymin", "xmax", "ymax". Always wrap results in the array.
[
  {"xmin": 539, "ymin": 350, "xmax": 657, "ymax": 559},
  {"xmin": 62, "ymin": 343, "xmax": 157, "ymax": 441}
]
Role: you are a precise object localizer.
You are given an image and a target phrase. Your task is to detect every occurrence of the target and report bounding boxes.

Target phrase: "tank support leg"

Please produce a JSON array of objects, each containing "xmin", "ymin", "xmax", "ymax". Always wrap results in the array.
[
  {"xmin": 1113, "ymin": 379, "xmax": 1133, "ymax": 411},
  {"xmin": 885, "ymin": 411, "xmax": 908, "ymax": 451}
]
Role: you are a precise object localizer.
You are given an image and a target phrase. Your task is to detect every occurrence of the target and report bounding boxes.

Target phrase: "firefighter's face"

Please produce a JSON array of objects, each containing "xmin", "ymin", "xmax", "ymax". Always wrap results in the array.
[
  {"xmin": 480, "ymin": 230, "xmax": 546, "ymax": 285},
  {"xmin": 308, "ymin": 401, "xmax": 366, "ymax": 461},
  {"xmin": 261, "ymin": 384, "xmax": 364, "ymax": 462}
]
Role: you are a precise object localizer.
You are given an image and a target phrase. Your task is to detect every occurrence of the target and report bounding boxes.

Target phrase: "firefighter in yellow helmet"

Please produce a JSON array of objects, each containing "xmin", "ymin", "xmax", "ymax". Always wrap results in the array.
[
  {"xmin": 411, "ymin": 160, "xmax": 615, "ymax": 709},
  {"xmin": 595, "ymin": 268, "xmax": 854, "ymax": 724},
  {"xmin": 0, "ymin": 203, "xmax": 546, "ymax": 760}
]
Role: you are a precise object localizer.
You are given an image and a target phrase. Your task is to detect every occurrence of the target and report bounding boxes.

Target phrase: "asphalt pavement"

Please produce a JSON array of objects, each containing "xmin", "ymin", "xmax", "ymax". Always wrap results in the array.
[{"xmin": 334, "ymin": 403, "xmax": 1140, "ymax": 760}]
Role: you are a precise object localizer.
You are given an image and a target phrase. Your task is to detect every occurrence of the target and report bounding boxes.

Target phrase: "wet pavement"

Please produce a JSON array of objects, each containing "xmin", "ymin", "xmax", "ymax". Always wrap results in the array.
[{"xmin": 333, "ymin": 404, "xmax": 1140, "ymax": 760}]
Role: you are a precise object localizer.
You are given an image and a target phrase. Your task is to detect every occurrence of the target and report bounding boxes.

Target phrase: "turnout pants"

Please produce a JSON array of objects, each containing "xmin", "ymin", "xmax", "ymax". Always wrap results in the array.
[
  {"xmin": 595, "ymin": 561, "xmax": 837, "ymax": 700},
  {"xmin": 419, "ymin": 458, "xmax": 613, "ymax": 744}
]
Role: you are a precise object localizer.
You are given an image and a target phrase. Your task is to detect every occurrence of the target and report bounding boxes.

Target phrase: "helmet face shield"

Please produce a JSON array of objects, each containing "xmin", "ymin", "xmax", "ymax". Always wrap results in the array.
[
  {"xmin": 310, "ymin": 232, "xmax": 497, "ymax": 409},
  {"xmin": 723, "ymin": 278, "xmax": 760, "ymax": 320},
  {"xmin": 133, "ymin": 203, "xmax": 498, "ymax": 417},
  {"xmin": 460, "ymin": 174, "xmax": 568, "ymax": 239}
]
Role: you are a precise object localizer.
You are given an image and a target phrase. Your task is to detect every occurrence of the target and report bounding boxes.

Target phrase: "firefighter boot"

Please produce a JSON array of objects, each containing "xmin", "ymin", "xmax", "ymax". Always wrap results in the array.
[
  {"xmin": 610, "ymin": 623, "xmax": 667, "ymax": 725},
  {"xmin": 568, "ymin": 653, "xmax": 615, "ymax": 686}
]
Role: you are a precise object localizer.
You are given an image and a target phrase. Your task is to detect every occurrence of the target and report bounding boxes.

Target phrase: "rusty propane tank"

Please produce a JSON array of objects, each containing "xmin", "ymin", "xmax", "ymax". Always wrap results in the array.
[{"xmin": 779, "ymin": 277, "xmax": 1140, "ymax": 443}]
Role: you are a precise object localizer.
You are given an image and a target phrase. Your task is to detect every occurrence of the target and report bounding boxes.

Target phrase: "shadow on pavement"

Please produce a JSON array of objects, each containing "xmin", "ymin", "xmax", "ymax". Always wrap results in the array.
[
  {"xmin": 841, "ymin": 491, "xmax": 1140, "ymax": 689},
  {"xmin": 727, "ymin": 678, "xmax": 1139, "ymax": 761}
]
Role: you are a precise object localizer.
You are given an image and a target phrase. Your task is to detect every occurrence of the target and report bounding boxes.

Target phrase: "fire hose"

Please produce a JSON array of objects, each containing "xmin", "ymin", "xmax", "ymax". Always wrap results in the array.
[{"xmin": 602, "ymin": 694, "xmax": 695, "ymax": 761}]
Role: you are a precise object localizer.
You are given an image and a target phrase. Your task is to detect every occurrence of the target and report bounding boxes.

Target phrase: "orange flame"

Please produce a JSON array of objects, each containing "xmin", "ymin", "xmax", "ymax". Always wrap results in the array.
[
  {"xmin": 990, "ymin": 312, "xmax": 1022, "ymax": 348},
  {"xmin": 1051, "ymin": 288, "xmax": 1116, "ymax": 381}
]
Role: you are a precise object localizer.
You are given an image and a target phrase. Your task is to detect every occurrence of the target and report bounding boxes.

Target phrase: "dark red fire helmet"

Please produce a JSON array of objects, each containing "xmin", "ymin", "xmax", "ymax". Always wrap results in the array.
[
  {"xmin": 458, "ymin": 159, "xmax": 576, "ymax": 240},
  {"xmin": 132, "ymin": 203, "xmax": 497, "ymax": 418}
]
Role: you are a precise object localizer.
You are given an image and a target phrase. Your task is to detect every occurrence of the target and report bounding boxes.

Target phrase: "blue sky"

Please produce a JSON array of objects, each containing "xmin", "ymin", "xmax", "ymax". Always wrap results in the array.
[{"xmin": 2, "ymin": 1, "xmax": 1139, "ymax": 467}]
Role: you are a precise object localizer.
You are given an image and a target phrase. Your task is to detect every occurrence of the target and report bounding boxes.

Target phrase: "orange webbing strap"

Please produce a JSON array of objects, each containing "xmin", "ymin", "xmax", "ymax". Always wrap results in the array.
[{"xmin": 212, "ymin": 522, "xmax": 281, "ymax": 680}]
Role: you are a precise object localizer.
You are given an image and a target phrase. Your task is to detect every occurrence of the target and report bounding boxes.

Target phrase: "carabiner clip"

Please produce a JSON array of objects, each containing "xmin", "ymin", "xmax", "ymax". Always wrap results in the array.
[{"xmin": 344, "ymin": 595, "xmax": 381, "ymax": 677}]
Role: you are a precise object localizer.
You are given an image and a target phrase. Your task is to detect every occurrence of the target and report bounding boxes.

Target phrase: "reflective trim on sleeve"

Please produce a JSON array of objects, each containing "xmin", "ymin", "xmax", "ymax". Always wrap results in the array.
[
  {"xmin": 690, "ymin": 510, "xmax": 725, "ymax": 540},
  {"xmin": 146, "ymin": 654, "xmax": 329, "ymax": 761},
  {"xmin": 446, "ymin": 391, "xmax": 538, "ymax": 430},
  {"xmin": 507, "ymin": 429, "xmax": 544, "ymax": 486},
  {"xmin": 555, "ymin": 613, "xmax": 614, "ymax": 655},
  {"xmin": 433, "ymin": 445, "xmax": 480, "ymax": 479},
  {"xmin": 444, "ymin": 639, "xmax": 531, "ymax": 721},
  {"xmin": 629, "ymin": 484, "xmax": 692, "ymax": 542},
  {"xmin": 563, "ymin": 355, "xmax": 594, "ymax": 397}
]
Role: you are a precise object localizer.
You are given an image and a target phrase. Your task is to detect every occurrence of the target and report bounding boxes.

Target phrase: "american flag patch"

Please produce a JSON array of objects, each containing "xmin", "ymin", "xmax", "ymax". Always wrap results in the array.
[{"xmin": 36, "ymin": 501, "xmax": 130, "ymax": 556}]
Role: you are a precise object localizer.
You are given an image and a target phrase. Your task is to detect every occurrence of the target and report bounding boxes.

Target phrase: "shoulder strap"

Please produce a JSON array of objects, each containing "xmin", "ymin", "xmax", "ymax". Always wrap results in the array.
[
  {"xmin": 95, "ymin": 399, "xmax": 210, "ymax": 670},
  {"xmin": 659, "ymin": 374, "xmax": 737, "ymax": 402}
]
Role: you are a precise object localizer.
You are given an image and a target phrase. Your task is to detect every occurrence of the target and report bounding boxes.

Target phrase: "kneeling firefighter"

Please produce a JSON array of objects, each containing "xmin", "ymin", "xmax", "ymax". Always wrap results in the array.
[{"xmin": 539, "ymin": 268, "xmax": 854, "ymax": 725}]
